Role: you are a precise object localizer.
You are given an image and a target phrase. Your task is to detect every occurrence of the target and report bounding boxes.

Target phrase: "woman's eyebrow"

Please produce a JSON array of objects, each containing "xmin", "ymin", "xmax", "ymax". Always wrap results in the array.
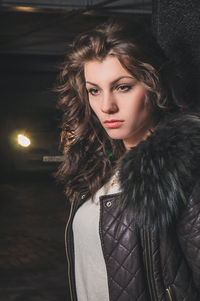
[
  {"xmin": 112, "ymin": 76, "xmax": 134, "ymax": 85},
  {"xmin": 85, "ymin": 76, "xmax": 134, "ymax": 87},
  {"xmin": 85, "ymin": 81, "xmax": 99, "ymax": 87}
]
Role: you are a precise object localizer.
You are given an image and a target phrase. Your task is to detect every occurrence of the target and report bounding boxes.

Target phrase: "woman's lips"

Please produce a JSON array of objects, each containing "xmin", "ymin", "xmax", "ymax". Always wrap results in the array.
[{"xmin": 104, "ymin": 120, "xmax": 124, "ymax": 128}]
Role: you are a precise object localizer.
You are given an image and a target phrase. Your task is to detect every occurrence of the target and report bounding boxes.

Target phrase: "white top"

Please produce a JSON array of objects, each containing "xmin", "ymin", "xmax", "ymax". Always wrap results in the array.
[{"xmin": 72, "ymin": 173, "xmax": 121, "ymax": 301}]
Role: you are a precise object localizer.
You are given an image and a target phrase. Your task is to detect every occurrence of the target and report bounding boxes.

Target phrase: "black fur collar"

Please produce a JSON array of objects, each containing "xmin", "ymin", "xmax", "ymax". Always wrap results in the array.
[{"xmin": 119, "ymin": 113, "xmax": 200, "ymax": 228}]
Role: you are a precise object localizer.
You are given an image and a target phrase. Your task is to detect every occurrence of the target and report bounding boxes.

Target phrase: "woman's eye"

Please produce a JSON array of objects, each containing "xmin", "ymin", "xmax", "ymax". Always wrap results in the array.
[
  {"xmin": 117, "ymin": 85, "xmax": 132, "ymax": 92},
  {"xmin": 87, "ymin": 88, "xmax": 99, "ymax": 96}
]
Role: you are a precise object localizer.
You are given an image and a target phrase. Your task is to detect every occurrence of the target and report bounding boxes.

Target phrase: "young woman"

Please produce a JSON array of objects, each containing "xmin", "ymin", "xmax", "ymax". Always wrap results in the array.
[{"xmin": 56, "ymin": 19, "xmax": 200, "ymax": 301}]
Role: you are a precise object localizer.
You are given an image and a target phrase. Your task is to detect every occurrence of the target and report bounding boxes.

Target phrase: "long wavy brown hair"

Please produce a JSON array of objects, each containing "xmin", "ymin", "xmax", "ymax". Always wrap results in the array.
[{"xmin": 55, "ymin": 18, "xmax": 186, "ymax": 202}]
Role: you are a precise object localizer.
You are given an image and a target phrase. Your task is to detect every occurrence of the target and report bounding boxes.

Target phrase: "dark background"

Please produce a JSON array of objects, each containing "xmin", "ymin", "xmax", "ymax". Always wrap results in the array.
[{"xmin": 0, "ymin": 1, "xmax": 199, "ymax": 300}]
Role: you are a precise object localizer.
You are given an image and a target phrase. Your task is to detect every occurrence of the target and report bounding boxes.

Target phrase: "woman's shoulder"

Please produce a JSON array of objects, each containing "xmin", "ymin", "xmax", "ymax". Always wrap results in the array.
[
  {"xmin": 120, "ymin": 111, "xmax": 200, "ymax": 177},
  {"xmin": 118, "ymin": 111, "xmax": 200, "ymax": 228}
]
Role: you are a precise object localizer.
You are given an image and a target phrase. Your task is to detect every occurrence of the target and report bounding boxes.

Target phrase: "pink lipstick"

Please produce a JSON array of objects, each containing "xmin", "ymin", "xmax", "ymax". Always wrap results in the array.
[{"xmin": 104, "ymin": 120, "xmax": 124, "ymax": 128}]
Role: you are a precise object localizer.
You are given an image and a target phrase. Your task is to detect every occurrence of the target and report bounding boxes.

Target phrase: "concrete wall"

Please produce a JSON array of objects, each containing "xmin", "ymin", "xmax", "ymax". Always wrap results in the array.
[{"xmin": 152, "ymin": 0, "xmax": 200, "ymax": 108}]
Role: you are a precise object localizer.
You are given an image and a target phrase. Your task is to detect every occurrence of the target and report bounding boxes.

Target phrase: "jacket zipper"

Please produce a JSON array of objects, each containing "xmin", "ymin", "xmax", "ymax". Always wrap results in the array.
[
  {"xmin": 143, "ymin": 226, "xmax": 157, "ymax": 301},
  {"xmin": 166, "ymin": 286, "xmax": 173, "ymax": 301},
  {"xmin": 65, "ymin": 196, "xmax": 76, "ymax": 301}
]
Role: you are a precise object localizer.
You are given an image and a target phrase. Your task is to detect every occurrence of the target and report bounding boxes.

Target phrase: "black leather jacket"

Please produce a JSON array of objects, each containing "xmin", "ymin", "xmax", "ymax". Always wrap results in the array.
[{"xmin": 65, "ymin": 114, "xmax": 200, "ymax": 301}]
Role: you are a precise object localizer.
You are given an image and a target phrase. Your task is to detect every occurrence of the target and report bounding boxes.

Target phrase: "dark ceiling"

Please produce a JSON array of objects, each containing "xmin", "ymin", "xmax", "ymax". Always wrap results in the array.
[{"xmin": 0, "ymin": 0, "xmax": 152, "ymax": 56}]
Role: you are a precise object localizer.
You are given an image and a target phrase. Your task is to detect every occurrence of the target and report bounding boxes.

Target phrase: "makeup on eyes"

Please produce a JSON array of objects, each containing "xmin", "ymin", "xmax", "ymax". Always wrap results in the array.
[{"xmin": 86, "ymin": 77, "xmax": 137, "ymax": 96}]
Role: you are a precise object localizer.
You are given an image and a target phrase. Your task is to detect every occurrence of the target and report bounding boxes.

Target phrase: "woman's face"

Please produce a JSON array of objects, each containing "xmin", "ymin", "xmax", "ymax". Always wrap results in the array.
[{"xmin": 84, "ymin": 55, "xmax": 154, "ymax": 149}]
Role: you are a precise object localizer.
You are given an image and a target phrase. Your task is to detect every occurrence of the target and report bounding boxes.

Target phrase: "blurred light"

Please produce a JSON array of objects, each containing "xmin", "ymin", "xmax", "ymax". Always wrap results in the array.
[
  {"xmin": 17, "ymin": 134, "xmax": 31, "ymax": 147},
  {"xmin": 13, "ymin": 6, "xmax": 38, "ymax": 13},
  {"xmin": 83, "ymin": 10, "xmax": 97, "ymax": 15}
]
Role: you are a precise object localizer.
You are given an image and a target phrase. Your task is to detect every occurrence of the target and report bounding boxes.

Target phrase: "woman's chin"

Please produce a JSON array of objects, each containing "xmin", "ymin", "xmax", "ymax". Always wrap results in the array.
[{"xmin": 106, "ymin": 131, "xmax": 126, "ymax": 140}]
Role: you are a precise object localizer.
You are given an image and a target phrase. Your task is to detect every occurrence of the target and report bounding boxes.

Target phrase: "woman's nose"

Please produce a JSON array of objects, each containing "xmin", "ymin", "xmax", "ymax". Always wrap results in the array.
[{"xmin": 101, "ymin": 92, "xmax": 118, "ymax": 114}]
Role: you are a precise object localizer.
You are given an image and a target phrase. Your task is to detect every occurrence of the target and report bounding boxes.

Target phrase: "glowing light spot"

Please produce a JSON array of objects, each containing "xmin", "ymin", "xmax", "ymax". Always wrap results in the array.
[
  {"xmin": 13, "ymin": 6, "xmax": 38, "ymax": 13},
  {"xmin": 17, "ymin": 134, "xmax": 31, "ymax": 147}
]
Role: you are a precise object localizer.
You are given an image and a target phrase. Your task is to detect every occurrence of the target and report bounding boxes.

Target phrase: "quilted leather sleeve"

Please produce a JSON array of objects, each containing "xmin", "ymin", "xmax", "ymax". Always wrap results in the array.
[{"xmin": 177, "ymin": 182, "xmax": 200, "ymax": 292}]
